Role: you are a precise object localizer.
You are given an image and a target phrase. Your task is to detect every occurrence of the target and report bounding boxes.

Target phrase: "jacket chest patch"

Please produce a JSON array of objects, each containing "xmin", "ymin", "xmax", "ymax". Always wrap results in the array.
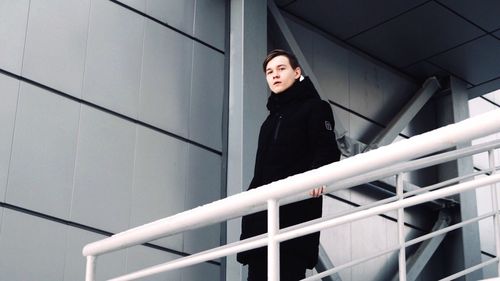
[{"xmin": 324, "ymin": 120, "xmax": 333, "ymax": 131}]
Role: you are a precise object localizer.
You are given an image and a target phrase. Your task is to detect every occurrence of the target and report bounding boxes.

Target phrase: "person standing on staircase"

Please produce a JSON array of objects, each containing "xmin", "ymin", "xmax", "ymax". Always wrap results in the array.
[{"xmin": 237, "ymin": 49, "xmax": 341, "ymax": 280}]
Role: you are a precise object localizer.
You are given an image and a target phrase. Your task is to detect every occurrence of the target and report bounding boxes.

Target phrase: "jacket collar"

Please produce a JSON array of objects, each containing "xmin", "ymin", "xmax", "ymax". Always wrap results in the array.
[{"xmin": 266, "ymin": 76, "xmax": 320, "ymax": 113}]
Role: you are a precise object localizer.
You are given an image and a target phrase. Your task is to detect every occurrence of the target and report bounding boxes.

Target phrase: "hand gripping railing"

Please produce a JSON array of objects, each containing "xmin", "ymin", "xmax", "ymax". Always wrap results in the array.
[{"xmin": 83, "ymin": 109, "xmax": 500, "ymax": 281}]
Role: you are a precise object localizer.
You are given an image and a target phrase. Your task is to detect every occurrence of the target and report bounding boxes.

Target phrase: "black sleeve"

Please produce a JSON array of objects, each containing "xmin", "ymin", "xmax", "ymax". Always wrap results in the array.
[{"xmin": 307, "ymin": 100, "xmax": 341, "ymax": 169}]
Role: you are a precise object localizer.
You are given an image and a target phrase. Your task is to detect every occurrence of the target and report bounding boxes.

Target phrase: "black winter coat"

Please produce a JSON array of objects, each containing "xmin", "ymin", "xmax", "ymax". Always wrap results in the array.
[{"xmin": 237, "ymin": 77, "xmax": 341, "ymax": 269}]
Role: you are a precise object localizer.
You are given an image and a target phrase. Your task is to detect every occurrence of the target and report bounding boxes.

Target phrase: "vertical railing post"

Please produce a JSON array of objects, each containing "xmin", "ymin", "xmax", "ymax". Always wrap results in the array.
[
  {"xmin": 397, "ymin": 173, "xmax": 407, "ymax": 281},
  {"xmin": 85, "ymin": 255, "xmax": 96, "ymax": 281},
  {"xmin": 488, "ymin": 149, "xmax": 500, "ymax": 275},
  {"xmin": 268, "ymin": 199, "xmax": 280, "ymax": 281}
]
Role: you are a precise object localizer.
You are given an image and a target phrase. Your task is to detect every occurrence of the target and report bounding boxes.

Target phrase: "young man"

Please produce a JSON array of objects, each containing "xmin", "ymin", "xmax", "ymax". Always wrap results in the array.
[{"xmin": 237, "ymin": 49, "xmax": 341, "ymax": 280}]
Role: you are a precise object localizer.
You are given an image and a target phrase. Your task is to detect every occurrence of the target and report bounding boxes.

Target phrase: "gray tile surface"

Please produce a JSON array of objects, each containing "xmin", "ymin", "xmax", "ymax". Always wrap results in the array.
[
  {"xmin": 22, "ymin": 0, "xmax": 90, "ymax": 97},
  {"xmin": 82, "ymin": 0, "xmax": 144, "ymax": 118},
  {"xmin": 146, "ymin": 0, "xmax": 195, "ymax": 35},
  {"xmin": 180, "ymin": 262, "xmax": 220, "ymax": 281},
  {"xmin": 429, "ymin": 35, "xmax": 500, "ymax": 85},
  {"xmin": 126, "ymin": 246, "xmax": 181, "ymax": 281},
  {"xmin": 189, "ymin": 44, "xmax": 224, "ymax": 151},
  {"xmin": 312, "ymin": 33, "xmax": 350, "ymax": 108},
  {"xmin": 63, "ymin": 227, "xmax": 127, "ymax": 281},
  {"xmin": 116, "ymin": 0, "xmax": 146, "ymax": 12},
  {"xmin": 347, "ymin": 1, "xmax": 484, "ymax": 67},
  {"xmin": 193, "ymin": 0, "xmax": 226, "ymax": 50},
  {"xmin": 139, "ymin": 20, "xmax": 193, "ymax": 137},
  {"xmin": 0, "ymin": 209, "xmax": 67, "ymax": 281},
  {"xmin": 131, "ymin": 126, "xmax": 187, "ymax": 251},
  {"xmin": 285, "ymin": 0, "xmax": 428, "ymax": 40},
  {"xmin": 183, "ymin": 145, "xmax": 221, "ymax": 254},
  {"xmin": 71, "ymin": 105, "xmax": 136, "ymax": 233},
  {"xmin": 0, "ymin": 75, "xmax": 19, "ymax": 202},
  {"xmin": 6, "ymin": 83, "xmax": 80, "ymax": 219},
  {"xmin": 439, "ymin": 0, "xmax": 500, "ymax": 32},
  {"xmin": 0, "ymin": 0, "xmax": 29, "ymax": 74}
]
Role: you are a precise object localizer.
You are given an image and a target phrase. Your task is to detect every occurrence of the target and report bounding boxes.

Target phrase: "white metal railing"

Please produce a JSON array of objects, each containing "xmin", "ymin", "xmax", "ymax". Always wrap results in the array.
[{"xmin": 83, "ymin": 109, "xmax": 500, "ymax": 281}]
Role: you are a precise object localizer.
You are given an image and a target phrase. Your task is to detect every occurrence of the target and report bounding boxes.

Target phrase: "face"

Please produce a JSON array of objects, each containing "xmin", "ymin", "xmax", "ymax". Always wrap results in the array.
[{"xmin": 265, "ymin": 55, "xmax": 301, "ymax": 94}]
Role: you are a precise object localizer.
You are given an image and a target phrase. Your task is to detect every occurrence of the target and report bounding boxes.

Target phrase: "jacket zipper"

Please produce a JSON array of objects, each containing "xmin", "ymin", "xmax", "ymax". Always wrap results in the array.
[{"xmin": 273, "ymin": 115, "xmax": 283, "ymax": 142}]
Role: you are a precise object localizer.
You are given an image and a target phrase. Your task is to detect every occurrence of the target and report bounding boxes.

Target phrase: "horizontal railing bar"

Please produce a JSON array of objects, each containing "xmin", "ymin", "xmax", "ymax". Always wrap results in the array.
[
  {"xmin": 106, "ymin": 176, "xmax": 500, "ymax": 281},
  {"xmin": 438, "ymin": 257, "xmax": 500, "ymax": 281},
  {"xmin": 323, "ymin": 170, "xmax": 490, "ymax": 226},
  {"xmin": 405, "ymin": 169, "xmax": 492, "ymax": 198},
  {"xmin": 107, "ymin": 234, "xmax": 269, "ymax": 281},
  {"xmin": 83, "ymin": 109, "xmax": 500, "ymax": 266},
  {"xmin": 383, "ymin": 139, "xmax": 500, "ymax": 177},
  {"xmin": 275, "ymin": 174, "xmax": 500, "ymax": 244}
]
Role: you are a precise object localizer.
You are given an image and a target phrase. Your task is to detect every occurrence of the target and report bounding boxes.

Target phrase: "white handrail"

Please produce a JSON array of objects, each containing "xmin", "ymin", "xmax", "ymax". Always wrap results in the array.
[{"xmin": 83, "ymin": 108, "xmax": 500, "ymax": 280}]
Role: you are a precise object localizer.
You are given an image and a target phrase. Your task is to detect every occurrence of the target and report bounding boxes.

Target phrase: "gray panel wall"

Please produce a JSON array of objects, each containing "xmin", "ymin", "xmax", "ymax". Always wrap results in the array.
[{"xmin": 0, "ymin": 0, "xmax": 225, "ymax": 280}]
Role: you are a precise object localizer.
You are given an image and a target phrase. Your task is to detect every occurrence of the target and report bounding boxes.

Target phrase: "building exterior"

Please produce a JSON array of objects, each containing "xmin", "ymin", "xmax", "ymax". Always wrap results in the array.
[{"xmin": 0, "ymin": 0, "xmax": 498, "ymax": 280}]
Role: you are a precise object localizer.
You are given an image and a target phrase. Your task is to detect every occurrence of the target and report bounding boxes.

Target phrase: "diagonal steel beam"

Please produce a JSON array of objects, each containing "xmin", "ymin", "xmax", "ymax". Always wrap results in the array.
[
  {"xmin": 365, "ymin": 77, "xmax": 441, "ymax": 151},
  {"xmin": 391, "ymin": 210, "xmax": 451, "ymax": 281}
]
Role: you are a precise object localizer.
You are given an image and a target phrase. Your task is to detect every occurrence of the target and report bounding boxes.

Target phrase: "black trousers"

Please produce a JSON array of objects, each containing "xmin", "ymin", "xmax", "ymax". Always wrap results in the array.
[{"xmin": 247, "ymin": 255, "xmax": 307, "ymax": 281}]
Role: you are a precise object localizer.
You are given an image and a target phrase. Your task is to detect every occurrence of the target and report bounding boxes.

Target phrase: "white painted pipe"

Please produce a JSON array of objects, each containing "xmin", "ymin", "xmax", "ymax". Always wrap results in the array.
[
  {"xmin": 397, "ymin": 174, "xmax": 407, "ymax": 281},
  {"xmin": 267, "ymin": 199, "xmax": 280, "ymax": 281},
  {"xmin": 85, "ymin": 256, "xmax": 96, "ymax": 281}
]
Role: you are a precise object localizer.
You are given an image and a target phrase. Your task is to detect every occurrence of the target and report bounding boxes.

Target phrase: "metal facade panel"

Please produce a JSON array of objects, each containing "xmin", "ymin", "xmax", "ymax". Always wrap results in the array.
[
  {"xmin": 0, "ymin": 210, "xmax": 67, "ymax": 281},
  {"xmin": 0, "ymin": 0, "xmax": 29, "ymax": 74},
  {"xmin": 82, "ymin": 0, "xmax": 144, "ymax": 118},
  {"xmin": 403, "ymin": 61, "xmax": 449, "ymax": 81},
  {"xmin": 439, "ymin": 0, "xmax": 500, "ymax": 32},
  {"xmin": 183, "ymin": 144, "xmax": 222, "ymax": 254},
  {"xmin": 350, "ymin": 215, "xmax": 390, "ymax": 281},
  {"xmin": 146, "ymin": 0, "xmax": 195, "ymax": 35},
  {"xmin": 71, "ymin": 105, "xmax": 136, "ymax": 233},
  {"xmin": 131, "ymin": 126, "xmax": 187, "ymax": 251},
  {"xmin": 347, "ymin": 2, "xmax": 485, "ymax": 68},
  {"xmin": 6, "ymin": 83, "xmax": 80, "ymax": 219},
  {"xmin": 180, "ymin": 262, "xmax": 220, "ymax": 281},
  {"xmin": 126, "ymin": 246, "xmax": 182, "ymax": 281},
  {"xmin": 312, "ymin": 31, "xmax": 350, "ymax": 109},
  {"xmin": 189, "ymin": 43, "xmax": 224, "ymax": 151},
  {"xmin": 284, "ymin": 16, "xmax": 315, "ymax": 66},
  {"xmin": 349, "ymin": 54, "xmax": 393, "ymax": 124},
  {"xmin": 21, "ymin": 0, "xmax": 90, "ymax": 97},
  {"xmin": 63, "ymin": 227, "xmax": 127, "ymax": 281},
  {"xmin": 0, "ymin": 75, "xmax": 18, "ymax": 202},
  {"xmin": 193, "ymin": 0, "xmax": 226, "ymax": 50},
  {"xmin": 348, "ymin": 112, "xmax": 383, "ymax": 144},
  {"xmin": 139, "ymin": 20, "xmax": 193, "ymax": 138},
  {"xmin": 321, "ymin": 198, "xmax": 354, "ymax": 281},
  {"xmin": 430, "ymin": 35, "xmax": 500, "ymax": 85},
  {"xmin": 284, "ymin": 0, "xmax": 428, "ymax": 40},
  {"xmin": 116, "ymin": 0, "xmax": 146, "ymax": 12}
]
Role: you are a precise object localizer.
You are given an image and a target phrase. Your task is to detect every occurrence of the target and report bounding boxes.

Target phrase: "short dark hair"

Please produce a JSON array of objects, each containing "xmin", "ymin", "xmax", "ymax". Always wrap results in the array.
[{"xmin": 262, "ymin": 49, "xmax": 300, "ymax": 72}]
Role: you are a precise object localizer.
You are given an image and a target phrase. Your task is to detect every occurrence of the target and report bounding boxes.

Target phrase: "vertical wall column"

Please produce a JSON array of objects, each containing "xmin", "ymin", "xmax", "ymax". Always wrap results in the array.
[
  {"xmin": 437, "ymin": 76, "xmax": 483, "ymax": 280},
  {"xmin": 227, "ymin": 0, "xmax": 268, "ymax": 280}
]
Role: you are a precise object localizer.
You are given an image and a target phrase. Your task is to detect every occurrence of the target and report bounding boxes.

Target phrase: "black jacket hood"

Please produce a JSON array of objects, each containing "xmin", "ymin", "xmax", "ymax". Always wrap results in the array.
[{"xmin": 266, "ymin": 76, "xmax": 320, "ymax": 113}]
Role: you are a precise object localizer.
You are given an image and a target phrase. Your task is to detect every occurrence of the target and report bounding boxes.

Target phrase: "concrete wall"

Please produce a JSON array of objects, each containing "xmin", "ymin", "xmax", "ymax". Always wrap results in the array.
[{"xmin": 0, "ymin": 0, "xmax": 226, "ymax": 280}]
